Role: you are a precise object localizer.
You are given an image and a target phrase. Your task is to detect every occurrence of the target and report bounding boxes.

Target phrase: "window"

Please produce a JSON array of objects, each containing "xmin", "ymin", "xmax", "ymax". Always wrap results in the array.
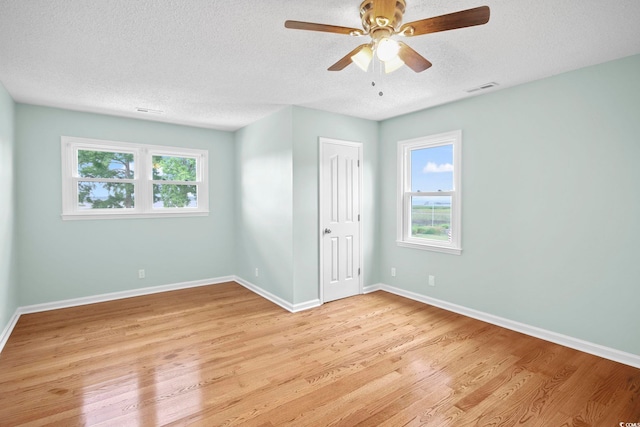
[
  {"xmin": 397, "ymin": 130, "xmax": 461, "ymax": 254},
  {"xmin": 61, "ymin": 136, "xmax": 208, "ymax": 220}
]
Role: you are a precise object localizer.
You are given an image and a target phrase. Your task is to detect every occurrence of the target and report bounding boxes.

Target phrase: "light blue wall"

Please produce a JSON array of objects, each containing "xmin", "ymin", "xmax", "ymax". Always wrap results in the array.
[
  {"xmin": 234, "ymin": 107, "xmax": 294, "ymax": 302},
  {"xmin": 292, "ymin": 106, "xmax": 379, "ymax": 303},
  {"xmin": 234, "ymin": 106, "xmax": 379, "ymax": 305},
  {"xmin": 15, "ymin": 105, "xmax": 236, "ymax": 306},
  {"xmin": 0, "ymin": 83, "xmax": 18, "ymax": 333},
  {"xmin": 378, "ymin": 54, "xmax": 640, "ymax": 355}
]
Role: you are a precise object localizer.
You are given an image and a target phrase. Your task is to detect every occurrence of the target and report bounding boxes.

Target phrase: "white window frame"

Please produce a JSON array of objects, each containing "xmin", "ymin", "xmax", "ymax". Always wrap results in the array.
[
  {"xmin": 397, "ymin": 130, "xmax": 462, "ymax": 255},
  {"xmin": 61, "ymin": 136, "xmax": 209, "ymax": 220}
]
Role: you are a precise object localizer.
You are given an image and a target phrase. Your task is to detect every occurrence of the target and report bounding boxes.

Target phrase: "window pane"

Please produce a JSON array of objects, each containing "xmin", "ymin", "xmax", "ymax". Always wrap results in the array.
[
  {"xmin": 78, "ymin": 182, "xmax": 135, "ymax": 209},
  {"xmin": 411, "ymin": 196, "xmax": 451, "ymax": 241},
  {"xmin": 153, "ymin": 184, "xmax": 197, "ymax": 208},
  {"xmin": 78, "ymin": 150, "xmax": 134, "ymax": 179},
  {"xmin": 410, "ymin": 145, "xmax": 453, "ymax": 192},
  {"xmin": 152, "ymin": 156, "xmax": 197, "ymax": 181}
]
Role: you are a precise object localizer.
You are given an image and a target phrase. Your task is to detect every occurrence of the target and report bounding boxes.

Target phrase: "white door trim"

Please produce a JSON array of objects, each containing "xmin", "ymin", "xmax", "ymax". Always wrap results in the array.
[{"xmin": 318, "ymin": 137, "xmax": 364, "ymax": 304}]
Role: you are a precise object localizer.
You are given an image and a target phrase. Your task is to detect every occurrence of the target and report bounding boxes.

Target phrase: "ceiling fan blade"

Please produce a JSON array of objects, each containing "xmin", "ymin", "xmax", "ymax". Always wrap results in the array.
[
  {"xmin": 398, "ymin": 6, "xmax": 490, "ymax": 36},
  {"xmin": 328, "ymin": 44, "xmax": 371, "ymax": 71},
  {"xmin": 397, "ymin": 42, "xmax": 432, "ymax": 73},
  {"xmin": 285, "ymin": 20, "xmax": 364, "ymax": 36}
]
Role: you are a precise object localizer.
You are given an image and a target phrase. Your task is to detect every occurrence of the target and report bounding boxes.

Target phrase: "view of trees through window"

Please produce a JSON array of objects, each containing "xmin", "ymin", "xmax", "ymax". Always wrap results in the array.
[
  {"xmin": 77, "ymin": 150, "xmax": 198, "ymax": 209},
  {"xmin": 77, "ymin": 150, "xmax": 135, "ymax": 209},
  {"xmin": 152, "ymin": 155, "xmax": 197, "ymax": 208}
]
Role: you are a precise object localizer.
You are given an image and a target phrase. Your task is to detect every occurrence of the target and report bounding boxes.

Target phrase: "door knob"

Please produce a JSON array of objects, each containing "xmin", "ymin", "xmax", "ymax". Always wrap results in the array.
[{"xmin": 324, "ymin": 228, "xmax": 332, "ymax": 234}]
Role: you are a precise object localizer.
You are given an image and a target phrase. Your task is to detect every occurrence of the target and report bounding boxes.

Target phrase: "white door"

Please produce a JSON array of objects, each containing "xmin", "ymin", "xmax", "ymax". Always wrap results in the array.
[{"xmin": 319, "ymin": 138, "xmax": 362, "ymax": 303}]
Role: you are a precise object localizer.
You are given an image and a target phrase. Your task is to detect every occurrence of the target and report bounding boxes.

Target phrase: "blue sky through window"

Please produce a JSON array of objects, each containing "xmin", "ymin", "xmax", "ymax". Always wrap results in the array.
[{"xmin": 410, "ymin": 144, "xmax": 454, "ymax": 193}]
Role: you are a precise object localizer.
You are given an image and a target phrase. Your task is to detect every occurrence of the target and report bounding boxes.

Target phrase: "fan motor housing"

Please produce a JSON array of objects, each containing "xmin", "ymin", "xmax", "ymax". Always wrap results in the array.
[{"xmin": 360, "ymin": 0, "xmax": 406, "ymax": 35}]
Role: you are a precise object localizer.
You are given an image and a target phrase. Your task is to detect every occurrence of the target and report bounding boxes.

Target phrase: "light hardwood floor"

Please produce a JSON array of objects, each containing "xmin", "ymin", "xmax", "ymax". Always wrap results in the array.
[{"xmin": 0, "ymin": 282, "xmax": 638, "ymax": 426}]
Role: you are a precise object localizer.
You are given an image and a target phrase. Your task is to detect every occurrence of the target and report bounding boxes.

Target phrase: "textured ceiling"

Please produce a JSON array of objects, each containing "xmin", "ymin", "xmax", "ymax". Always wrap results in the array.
[{"xmin": 1, "ymin": 0, "xmax": 639, "ymax": 131}]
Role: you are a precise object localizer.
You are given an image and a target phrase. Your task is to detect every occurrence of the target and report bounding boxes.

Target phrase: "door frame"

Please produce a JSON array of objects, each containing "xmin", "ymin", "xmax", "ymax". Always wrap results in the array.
[{"xmin": 318, "ymin": 137, "xmax": 364, "ymax": 304}]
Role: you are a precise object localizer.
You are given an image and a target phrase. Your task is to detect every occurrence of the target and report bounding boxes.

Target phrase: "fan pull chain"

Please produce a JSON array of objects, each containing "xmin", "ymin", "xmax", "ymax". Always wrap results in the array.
[
  {"xmin": 370, "ymin": 58, "xmax": 384, "ymax": 96},
  {"xmin": 371, "ymin": 81, "xmax": 383, "ymax": 97}
]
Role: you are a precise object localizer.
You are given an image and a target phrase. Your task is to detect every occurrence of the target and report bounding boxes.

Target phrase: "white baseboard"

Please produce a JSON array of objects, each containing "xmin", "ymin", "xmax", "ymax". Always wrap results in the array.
[
  {"xmin": 0, "ymin": 309, "xmax": 21, "ymax": 354},
  {"xmin": 363, "ymin": 283, "xmax": 382, "ymax": 294},
  {"xmin": 291, "ymin": 298, "xmax": 322, "ymax": 313},
  {"xmin": 233, "ymin": 276, "xmax": 321, "ymax": 313},
  {"xmin": 234, "ymin": 276, "xmax": 293, "ymax": 311},
  {"xmin": 19, "ymin": 276, "xmax": 235, "ymax": 315},
  {"xmin": 377, "ymin": 283, "xmax": 640, "ymax": 369}
]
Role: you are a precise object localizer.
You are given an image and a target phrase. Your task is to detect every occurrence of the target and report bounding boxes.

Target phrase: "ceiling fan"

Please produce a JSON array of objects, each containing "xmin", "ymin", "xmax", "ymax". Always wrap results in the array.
[{"xmin": 284, "ymin": 0, "xmax": 490, "ymax": 74}]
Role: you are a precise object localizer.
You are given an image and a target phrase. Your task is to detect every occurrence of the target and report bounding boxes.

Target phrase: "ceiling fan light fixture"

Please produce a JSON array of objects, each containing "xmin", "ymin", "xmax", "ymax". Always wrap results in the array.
[
  {"xmin": 284, "ymin": 2, "xmax": 490, "ymax": 74},
  {"xmin": 351, "ymin": 45, "xmax": 373, "ymax": 71},
  {"xmin": 376, "ymin": 37, "xmax": 400, "ymax": 62},
  {"xmin": 383, "ymin": 55, "xmax": 405, "ymax": 74}
]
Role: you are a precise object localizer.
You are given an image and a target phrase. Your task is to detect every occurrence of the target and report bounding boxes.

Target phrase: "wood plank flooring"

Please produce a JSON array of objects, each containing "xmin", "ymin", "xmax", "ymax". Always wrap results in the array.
[{"xmin": 0, "ymin": 282, "xmax": 638, "ymax": 426}]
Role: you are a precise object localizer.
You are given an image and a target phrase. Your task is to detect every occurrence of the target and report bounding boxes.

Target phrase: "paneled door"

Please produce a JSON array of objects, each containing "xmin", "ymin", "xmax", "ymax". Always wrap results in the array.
[{"xmin": 319, "ymin": 138, "xmax": 362, "ymax": 303}]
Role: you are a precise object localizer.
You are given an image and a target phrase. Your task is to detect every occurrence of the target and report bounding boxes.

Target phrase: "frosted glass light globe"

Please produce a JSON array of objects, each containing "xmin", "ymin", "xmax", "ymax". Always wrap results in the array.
[{"xmin": 376, "ymin": 38, "xmax": 400, "ymax": 61}]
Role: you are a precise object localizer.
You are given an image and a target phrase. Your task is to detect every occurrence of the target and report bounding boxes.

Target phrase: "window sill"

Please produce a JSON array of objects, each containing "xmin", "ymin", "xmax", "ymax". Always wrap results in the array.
[
  {"xmin": 61, "ymin": 211, "xmax": 209, "ymax": 221},
  {"xmin": 396, "ymin": 240, "xmax": 462, "ymax": 255}
]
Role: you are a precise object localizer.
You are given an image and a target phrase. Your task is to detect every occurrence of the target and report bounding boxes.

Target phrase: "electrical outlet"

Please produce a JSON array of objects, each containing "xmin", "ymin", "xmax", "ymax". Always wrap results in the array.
[
  {"xmin": 255, "ymin": 268, "xmax": 259, "ymax": 277},
  {"xmin": 428, "ymin": 275, "xmax": 435, "ymax": 287},
  {"xmin": 138, "ymin": 269, "xmax": 145, "ymax": 279},
  {"xmin": 391, "ymin": 267, "xmax": 396, "ymax": 277}
]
